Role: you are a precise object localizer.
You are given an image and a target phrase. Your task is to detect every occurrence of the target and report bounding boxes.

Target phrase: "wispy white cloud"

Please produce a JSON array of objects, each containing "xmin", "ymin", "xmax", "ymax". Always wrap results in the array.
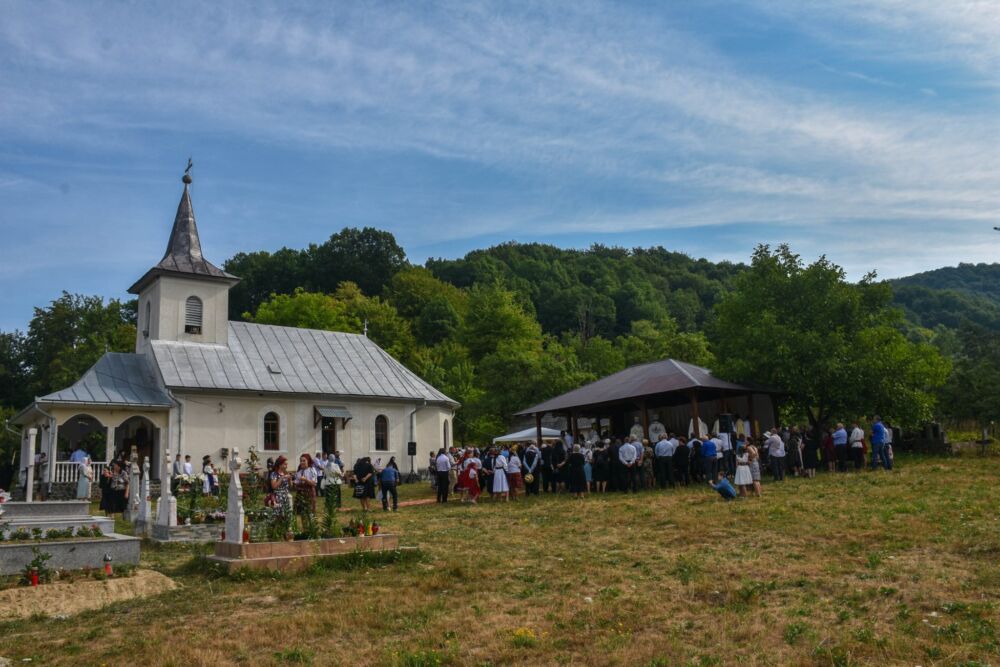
[{"xmin": 0, "ymin": 0, "xmax": 998, "ymax": 329}]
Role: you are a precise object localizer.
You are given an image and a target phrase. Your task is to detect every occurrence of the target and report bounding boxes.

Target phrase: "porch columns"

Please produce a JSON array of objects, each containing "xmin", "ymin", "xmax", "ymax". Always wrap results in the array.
[
  {"xmin": 105, "ymin": 425, "xmax": 115, "ymax": 463},
  {"xmin": 47, "ymin": 417, "xmax": 58, "ymax": 485},
  {"xmin": 640, "ymin": 399, "xmax": 650, "ymax": 440},
  {"xmin": 24, "ymin": 428, "xmax": 37, "ymax": 502},
  {"xmin": 535, "ymin": 414, "xmax": 543, "ymax": 448},
  {"xmin": 690, "ymin": 392, "xmax": 702, "ymax": 439}
]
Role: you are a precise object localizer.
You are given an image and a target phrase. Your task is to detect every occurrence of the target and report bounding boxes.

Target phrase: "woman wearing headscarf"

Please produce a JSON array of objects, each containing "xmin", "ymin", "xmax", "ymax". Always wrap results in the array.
[
  {"xmin": 492, "ymin": 451, "xmax": 509, "ymax": 501},
  {"xmin": 268, "ymin": 455, "xmax": 294, "ymax": 522},
  {"xmin": 561, "ymin": 444, "xmax": 588, "ymax": 499},
  {"xmin": 109, "ymin": 461, "xmax": 128, "ymax": 516},
  {"xmin": 506, "ymin": 445, "xmax": 523, "ymax": 502},
  {"xmin": 202, "ymin": 455, "xmax": 216, "ymax": 496},
  {"xmin": 294, "ymin": 453, "xmax": 318, "ymax": 516},
  {"xmin": 76, "ymin": 456, "xmax": 94, "ymax": 500},
  {"xmin": 592, "ymin": 440, "xmax": 610, "ymax": 493},
  {"xmin": 353, "ymin": 456, "xmax": 376, "ymax": 511},
  {"xmin": 98, "ymin": 466, "xmax": 113, "ymax": 515},
  {"xmin": 462, "ymin": 449, "xmax": 481, "ymax": 504}
]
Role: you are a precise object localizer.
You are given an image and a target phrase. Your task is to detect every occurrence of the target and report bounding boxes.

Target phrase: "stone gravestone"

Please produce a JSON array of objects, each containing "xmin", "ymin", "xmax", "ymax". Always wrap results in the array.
[
  {"xmin": 136, "ymin": 458, "xmax": 152, "ymax": 535},
  {"xmin": 156, "ymin": 446, "xmax": 177, "ymax": 532},
  {"xmin": 225, "ymin": 447, "xmax": 244, "ymax": 544},
  {"xmin": 124, "ymin": 446, "xmax": 140, "ymax": 523}
]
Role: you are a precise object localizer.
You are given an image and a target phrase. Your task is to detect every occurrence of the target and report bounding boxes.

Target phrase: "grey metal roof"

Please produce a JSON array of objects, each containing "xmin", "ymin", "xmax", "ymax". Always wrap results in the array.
[
  {"xmin": 151, "ymin": 321, "xmax": 458, "ymax": 406},
  {"xmin": 516, "ymin": 359, "xmax": 762, "ymax": 415},
  {"xmin": 128, "ymin": 181, "xmax": 239, "ymax": 294},
  {"xmin": 37, "ymin": 353, "xmax": 172, "ymax": 408}
]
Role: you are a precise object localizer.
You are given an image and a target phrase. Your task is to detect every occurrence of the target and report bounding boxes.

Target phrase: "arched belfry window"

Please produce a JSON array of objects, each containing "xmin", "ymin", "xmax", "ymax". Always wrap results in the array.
[
  {"xmin": 185, "ymin": 296, "xmax": 203, "ymax": 334},
  {"xmin": 443, "ymin": 420, "xmax": 450, "ymax": 449},
  {"xmin": 264, "ymin": 412, "xmax": 280, "ymax": 451},
  {"xmin": 143, "ymin": 301, "xmax": 151, "ymax": 338},
  {"xmin": 375, "ymin": 415, "xmax": 389, "ymax": 451}
]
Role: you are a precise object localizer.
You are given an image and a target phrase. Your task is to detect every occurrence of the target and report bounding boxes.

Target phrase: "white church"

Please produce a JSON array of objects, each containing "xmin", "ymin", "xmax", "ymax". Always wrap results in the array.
[{"xmin": 14, "ymin": 171, "xmax": 458, "ymax": 490}]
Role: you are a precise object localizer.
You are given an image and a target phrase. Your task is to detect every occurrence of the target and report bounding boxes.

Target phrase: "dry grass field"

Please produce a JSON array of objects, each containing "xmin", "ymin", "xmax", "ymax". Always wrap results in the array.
[{"xmin": 2, "ymin": 453, "xmax": 999, "ymax": 666}]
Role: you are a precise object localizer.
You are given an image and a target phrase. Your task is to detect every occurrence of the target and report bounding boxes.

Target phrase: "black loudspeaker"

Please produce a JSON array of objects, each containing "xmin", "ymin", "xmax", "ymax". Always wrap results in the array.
[
  {"xmin": 717, "ymin": 413, "xmax": 734, "ymax": 434},
  {"xmin": 407, "ymin": 441, "xmax": 417, "ymax": 456}
]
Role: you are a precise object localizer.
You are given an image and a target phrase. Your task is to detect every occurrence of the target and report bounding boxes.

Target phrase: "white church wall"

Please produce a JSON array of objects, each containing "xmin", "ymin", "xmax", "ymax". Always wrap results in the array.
[{"xmin": 175, "ymin": 392, "xmax": 452, "ymax": 470}]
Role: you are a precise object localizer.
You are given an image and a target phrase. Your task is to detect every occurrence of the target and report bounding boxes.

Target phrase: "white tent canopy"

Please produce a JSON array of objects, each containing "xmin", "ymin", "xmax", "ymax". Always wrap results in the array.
[{"xmin": 492, "ymin": 426, "xmax": 562, "ymax": 444}]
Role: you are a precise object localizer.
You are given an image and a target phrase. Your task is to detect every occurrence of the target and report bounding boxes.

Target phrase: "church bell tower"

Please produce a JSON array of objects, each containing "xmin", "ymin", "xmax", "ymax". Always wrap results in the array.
[{"xmin": 128, "ymin": 164, "xmax": 240, "ymax": 354}]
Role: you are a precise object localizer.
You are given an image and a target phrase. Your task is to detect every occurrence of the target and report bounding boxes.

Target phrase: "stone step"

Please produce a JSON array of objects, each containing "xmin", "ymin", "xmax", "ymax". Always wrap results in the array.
[{"xmin": 0, "ymin": 501, "xmax": 92, "ymax": 520}]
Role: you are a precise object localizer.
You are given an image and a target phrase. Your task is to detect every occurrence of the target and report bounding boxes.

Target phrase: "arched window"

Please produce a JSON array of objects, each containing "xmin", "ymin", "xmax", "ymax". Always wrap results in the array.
[
  {"xmin": 143, "ymin": 301, "xmax": 151, "ymax": 338},
  {"xmin": 443, "ymin": 419, "xmax": 450, "ymax": 449},
  {"xmin": 374, "ymin": 415, "xmax": 388, "ymax": 451},
  {"xmin": 184, "ymin": 296, "xmax": 203, "ymax": 334},
  {"xmin": 263, "ymin": 412, "xmax": 280, "ymax": 451}
]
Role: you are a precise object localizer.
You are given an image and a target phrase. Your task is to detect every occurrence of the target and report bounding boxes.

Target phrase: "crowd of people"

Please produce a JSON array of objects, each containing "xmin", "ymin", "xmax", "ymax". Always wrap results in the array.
[{"xmin": 428, "ymin": 416, "xmax": 898, "ymax": 504}]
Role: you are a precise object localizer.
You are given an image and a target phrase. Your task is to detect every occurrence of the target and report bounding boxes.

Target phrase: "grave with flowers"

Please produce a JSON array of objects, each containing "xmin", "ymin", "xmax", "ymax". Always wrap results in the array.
[{"xmin": 205, "ymin": 447, "xmax": 399, "ymax": 573}]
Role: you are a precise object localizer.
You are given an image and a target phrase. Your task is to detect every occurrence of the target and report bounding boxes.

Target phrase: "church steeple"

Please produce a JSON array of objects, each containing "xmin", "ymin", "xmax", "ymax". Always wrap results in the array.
[
  {"xmin": 129, "ymin": 163, "xmax": 239, "ymax": 353},
  {"xmin": 128, "ymin": 163, "xmax": 239, "ymax": 295}
]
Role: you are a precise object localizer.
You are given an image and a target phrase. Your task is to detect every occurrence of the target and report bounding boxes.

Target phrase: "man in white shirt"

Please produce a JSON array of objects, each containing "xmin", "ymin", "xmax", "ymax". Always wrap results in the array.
[
  {"xmin": 435, "ymin": 449, "xmax": 452, "ymax": 504},
  {"xmin": 717, "ymin": 432, "xmax": 732, "ymax": 476},
  {"xmin": 849, "ymin": 422, "xmax": 865, "ymax": 471},
  {"xmin": 766, "ymin": 429, "xmax": 785, "ymax": 481},
  {"xmin": 618, "ymin": 438, "xmax": 638, "ymax": 493},
  {"xmin": 182, "ymin": 455, "xmax": 193, "ymax": 476},
  {"xmin": 653, "ymin": 434, "xmax": 676, "ymax": 488}
]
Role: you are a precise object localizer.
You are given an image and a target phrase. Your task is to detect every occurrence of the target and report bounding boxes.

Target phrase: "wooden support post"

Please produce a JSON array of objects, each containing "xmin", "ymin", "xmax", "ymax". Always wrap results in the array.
[
  {"xmin": 690, "ymin": 392, "xmax": 701, "ymax": 439},
  {"xmin": 535, "ymin": 414, "xmax": 543, "ymax": 448},
  {"xmin": 640, "ymin": 400, "xmax": 650, "ymax": 441},
  {"xmin": 745, "ymin": 393, "xmax": 756, "ymax": 438},
  {"xmin": 570, "ymin": 411, "xmax": 579, "ymax": 444}
]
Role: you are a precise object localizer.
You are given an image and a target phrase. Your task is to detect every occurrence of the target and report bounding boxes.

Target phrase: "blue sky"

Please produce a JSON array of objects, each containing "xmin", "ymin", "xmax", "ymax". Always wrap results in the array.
[{"xmin": 1, "ymin": 1, "xmax": 998, "ymax": 331}]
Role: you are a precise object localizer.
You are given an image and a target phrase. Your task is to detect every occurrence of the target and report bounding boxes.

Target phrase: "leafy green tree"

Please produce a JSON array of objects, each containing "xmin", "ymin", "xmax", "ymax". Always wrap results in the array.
[
  {"xmin": 248, "ymin": 284, "xmax": 416, "ymax": 364},
  {"xmin": 247, "ymin": 288, "xmax": 353, "ymax": 331},
  {"xmin": 615, "ymin": 318, "xmax": 714, "ymax": 368},
  {"xmin": 22, "ymin": 292, "xmax": 136, "ymax": 398},
  {"xmin": 225, "ymin": 247, "xmax": 308, "ymax": 320},
  {"xmin": 461, "ymin": 282, "xmax": 542, "ymax": 363},
  {"xmin": 305, "ymin": 227, "xmax": 408, "ymax": 297},
  {"xmin": 415, "ymin": 296, "xmax": 461, "ymax": 346},
  {"xmin": 712, "ymin": 245, "xmax": 948, "ymax": 428},
  {"xmin": 567, "ymin": 334, "xmax": 625, "ymax": 379},
  {"xmin": 937, "ymin": 325, "xmax": 1000, "ymax": 428},
  {"xmin": 0, "ymin": 331, "xmax": 29, "ymax": 408},
  {"xmin": 385, "ymin": 267, "xmax": 468, "ymax": 320}
]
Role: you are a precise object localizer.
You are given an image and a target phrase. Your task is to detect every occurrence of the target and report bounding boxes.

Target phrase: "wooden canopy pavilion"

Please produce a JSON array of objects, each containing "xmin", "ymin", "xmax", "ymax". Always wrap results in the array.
[{"xmin": 515, "ymin": 359, "xmax": 781, "ymax": 445}]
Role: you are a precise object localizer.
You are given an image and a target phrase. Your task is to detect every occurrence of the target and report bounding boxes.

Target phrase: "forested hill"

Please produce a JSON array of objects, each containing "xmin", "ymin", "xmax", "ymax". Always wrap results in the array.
[
  {"xmin": 222, "ymin": 230, "xmax": 745, "ymax": 341},
  {"xmin": 892, "ymin": 263, "xmax": 1000, "ymax": 303},
  {"xmin": 424, "ymin": 243, "xmax": 744, "ymax": 338},
  {"xmin": 890, "ymin": 263, "xmax": 1000, "ymax": 331}
]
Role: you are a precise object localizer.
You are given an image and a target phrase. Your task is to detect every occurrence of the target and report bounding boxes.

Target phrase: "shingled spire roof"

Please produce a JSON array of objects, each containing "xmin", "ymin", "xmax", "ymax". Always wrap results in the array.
[{"xmin": 128, "ymin": 168, "xmax": 239, "ymax": 294}]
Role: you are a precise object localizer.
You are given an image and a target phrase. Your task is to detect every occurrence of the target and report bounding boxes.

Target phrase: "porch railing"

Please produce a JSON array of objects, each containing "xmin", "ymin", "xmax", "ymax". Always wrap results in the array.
[{"xmin": 53, "ymin": 461, "xmax": 109, "ymax": 484}]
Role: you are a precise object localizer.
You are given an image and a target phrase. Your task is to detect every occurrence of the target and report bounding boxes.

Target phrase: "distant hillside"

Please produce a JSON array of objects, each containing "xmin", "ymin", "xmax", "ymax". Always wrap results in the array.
[
  {"xmin": 890, "ymin": 263, "xmax": 1000, "ymax": 331},
  {"xmin": 893, "ymin": 263, "xmax": 1000, "ymax": 304}
]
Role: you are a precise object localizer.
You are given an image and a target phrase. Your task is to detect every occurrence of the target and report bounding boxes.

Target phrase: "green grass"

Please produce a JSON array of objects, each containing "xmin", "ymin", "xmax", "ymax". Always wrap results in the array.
[{"xmin": 2, "ymin": 455, "xmax": 999, "ymax": 666}]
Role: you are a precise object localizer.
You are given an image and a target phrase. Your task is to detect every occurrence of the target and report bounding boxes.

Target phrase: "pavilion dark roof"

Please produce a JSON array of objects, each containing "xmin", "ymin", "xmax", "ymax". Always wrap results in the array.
[
  {"xmin": 515, "ymin": 358, "xmax": 765, "ymax": 416},
  {"xmin": 128, "ymin": 180, "xmax": 238, "ymax": 294}
]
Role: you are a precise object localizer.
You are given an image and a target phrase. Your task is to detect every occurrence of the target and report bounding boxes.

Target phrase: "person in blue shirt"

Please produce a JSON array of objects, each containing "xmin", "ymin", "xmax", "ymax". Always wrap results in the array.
[
  {"xmin": 700, "ymin": 436, "xmax": 718, "ymax": 482},
  {"xmin": 869, "ymin": 416, "xmax": 889, "ymax": 471},
  {"xmin": 832, "ymin": 423, "xmax": 849, "ymax": 473},
  {"xmin": 380, "ymin": 464, "xmax": 400, "ymax": 511},
  {"xmin": 709, "ymin": 473, "xmax": 737, "ymax": 501}
]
